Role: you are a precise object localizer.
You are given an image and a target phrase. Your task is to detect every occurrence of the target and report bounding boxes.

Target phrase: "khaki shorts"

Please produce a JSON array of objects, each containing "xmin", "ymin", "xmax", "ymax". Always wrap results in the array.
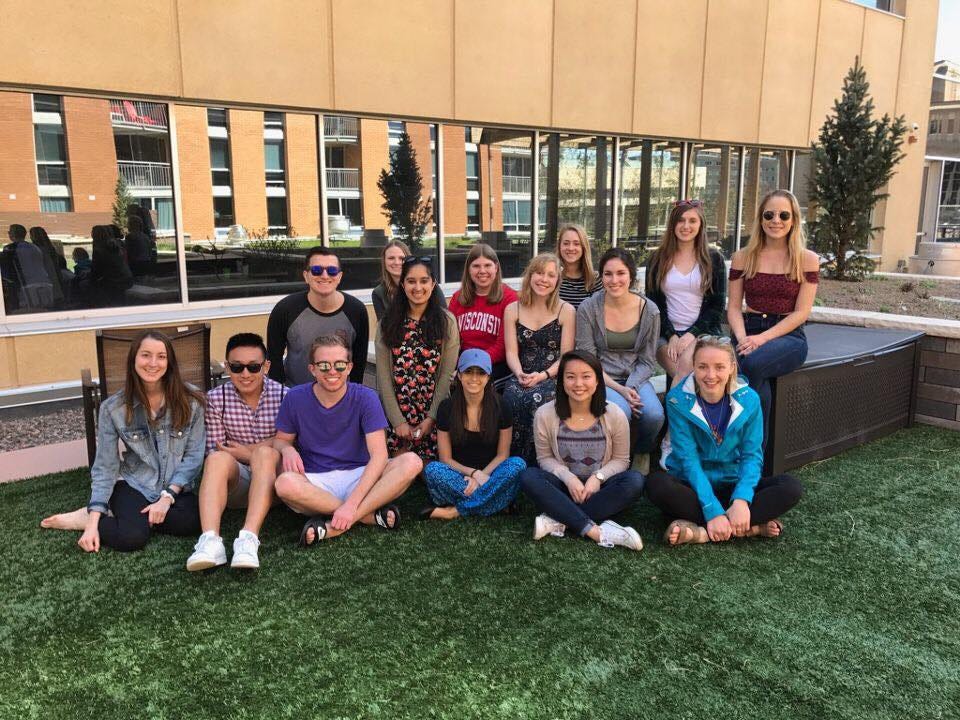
[{"xmin": 225, "ymin": 462, "xmax": 252, "ymax": 509}]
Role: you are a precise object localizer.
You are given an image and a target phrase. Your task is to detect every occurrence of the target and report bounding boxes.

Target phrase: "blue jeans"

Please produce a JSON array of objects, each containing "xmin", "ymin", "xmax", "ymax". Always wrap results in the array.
[
  {"xmin": 519, "ymin": 467, "xmax": 646, "ymax": 536},
  {"xmin": 736, "ymin": 314, "xmax": 808, "ymax": 446},
  {"xmin": 424, "ymin": 457, "xmax": 526, "ymax": 516},
  {"xmin": 605, "ymin": 382, "xmax": 665, "ymax": 453}
]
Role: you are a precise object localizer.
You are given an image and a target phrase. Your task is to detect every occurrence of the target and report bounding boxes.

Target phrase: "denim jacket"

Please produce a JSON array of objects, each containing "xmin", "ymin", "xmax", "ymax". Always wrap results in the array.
[{"xmin": 87, "ymin": 391, "xmax": 205, "ymax": 513}]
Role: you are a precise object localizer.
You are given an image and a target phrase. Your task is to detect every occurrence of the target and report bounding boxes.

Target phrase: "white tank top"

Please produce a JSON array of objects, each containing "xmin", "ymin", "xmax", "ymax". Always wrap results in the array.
[{"xmin": 662, "ymin": 263, "xmax": 703, "ymax": 332}]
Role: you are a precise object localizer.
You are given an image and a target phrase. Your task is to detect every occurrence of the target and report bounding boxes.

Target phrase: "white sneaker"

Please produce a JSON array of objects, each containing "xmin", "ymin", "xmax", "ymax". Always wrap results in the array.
[
  {"xmin": 186, "ymin": 531, "xmax": 227, "ymax": 571},
  {"xmin": 533, "ymin": 514, "xmax": 566, "ymax": 540},
  {"xmin": 598, "ymin": 520, "xmax": 643, "ymax": 551},
  {"xmin": 231, "ymin": 530, "xmax": 260, "ymax": 570}
]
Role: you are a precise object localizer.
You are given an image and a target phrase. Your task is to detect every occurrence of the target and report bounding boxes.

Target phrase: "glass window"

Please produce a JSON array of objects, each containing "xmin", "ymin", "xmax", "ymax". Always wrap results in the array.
[
  {"xmin": 264, "ymin": 112, "xmax": 284, "ymax": 128},
  {"xmin": 34, "ymin": 125, "xmax": 66, "ymax": 163},
  {"xmin": 441, "ymin": 125, "xmax": 534, "ymax": 282},
  {"xmin": 37, "ymin": 164, "xmax": 69, "ymax": 186},
  {"xmin": 616, "ymin": 139, "xmax": 683, "ymax": 254},
  {"xmin": 267, "ymin": 197, "xmax": 289, "ymax": 235},
  {"xmin": 741, "ymin": 148, "xmax": 791, "ymax": 246},
  {"xmin": 265, "ymin": 139, "xmax": 285, "ymax": 186},
  {"xmin": 207, "ymin": 108, "xmax": 228, "ymax": 127},
  {"xmin": 938, "ymin": 161, "xmax": 960, "ymax": 241},
  {"xmin": 40, "ymin": 197, "xmax": 72, "ymax": 212},
  {"xmin": 686, "ymin": 144, "xmax": 741, "ymax": 257},
  {"xmin": 32, "ymin": 94, "xmax": 61, "ymax": 113},
  {"xmin": 213, "ymin": 196, "xmax": 235, "ymax": 229}
]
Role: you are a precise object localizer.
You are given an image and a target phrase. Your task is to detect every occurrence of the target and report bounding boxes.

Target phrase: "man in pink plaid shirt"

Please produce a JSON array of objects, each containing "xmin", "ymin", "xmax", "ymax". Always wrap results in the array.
[{"xmin": 187, "ymin": 333, "xmax": 286, "ymax": 572}]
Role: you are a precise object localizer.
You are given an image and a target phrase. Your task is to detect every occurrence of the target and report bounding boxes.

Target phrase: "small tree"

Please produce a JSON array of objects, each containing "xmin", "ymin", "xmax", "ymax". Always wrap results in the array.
[
  {"xmin": 808, "ymin": 57, "xmax": 907, "ymax": 281},
  {"xmin": 112, "ymin": 175, "xmax": 134, "ymax": 232},
  {"xmin": 377, "ymin": 131, "xmax": 432, "ymax": 252}
]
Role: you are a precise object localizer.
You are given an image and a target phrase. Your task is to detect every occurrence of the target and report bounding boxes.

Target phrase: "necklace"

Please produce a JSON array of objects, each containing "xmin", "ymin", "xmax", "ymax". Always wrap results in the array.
[{"xmin": 696, "ymin": 392, "xmax": 730, "ymax": 445}]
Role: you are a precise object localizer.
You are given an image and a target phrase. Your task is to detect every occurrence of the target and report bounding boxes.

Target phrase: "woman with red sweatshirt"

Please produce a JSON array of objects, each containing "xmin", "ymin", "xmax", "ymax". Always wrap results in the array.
[{"xmin": 448, "ymin": 243, "xmax": 518, "ymax": 390}]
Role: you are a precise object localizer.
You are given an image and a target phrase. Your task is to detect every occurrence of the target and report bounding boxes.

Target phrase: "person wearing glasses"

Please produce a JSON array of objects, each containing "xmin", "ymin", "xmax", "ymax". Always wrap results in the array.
[
  {"xmin": 576, "ymin": 247, "xmax": 664, "ymax": 461},
  {"xmin": 646, "ymin": 335, "xmax": 803, "ymax": 545},
  {"xmin": 728, "ymin": 190, "xmax": 819, "ymax": 446},
  {"xmin": 272, "ymin": 334, "xmax": 422, "ymax": 546},
  {"xmin": 448, "ymin": 243, "xmax": 518, "ymax": 389},
  {"xmin": 41, "ymin": 330, "xmax": 205, "ymax": 553},
  {"xmin": 502, "ymin": 252, "xmax": 575, "ymax": 462},
  {"xmin": 186, "ymin": 333, "xmax": 286, "ymax": 572},
  {"xmin": 519, "ymin": 350, "xmax": 645, "ymax": 551},
  {"xmin": 376, "ymin": 255, "xmax": 459, "ymax": 461},
  {"xmin": 371, "ymin": 239, "xmax": 446, "ymax": 321},
  {"xmin": 645, "ymin": 199, "xmax": 726, "ymax": 387},
  {"xmin": 266, "ymin": 246, "xmax": 368, "ymax": 388}
]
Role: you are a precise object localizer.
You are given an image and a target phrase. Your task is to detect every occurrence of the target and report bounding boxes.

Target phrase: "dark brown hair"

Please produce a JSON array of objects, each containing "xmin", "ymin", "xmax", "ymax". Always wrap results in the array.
[
  {"xmin": 124, "ymin": 330, "xmax": 204, "ymax": 430},
  {"xmin": 447, "ymin": 370, "xmax": 500, "ymax": 447}
]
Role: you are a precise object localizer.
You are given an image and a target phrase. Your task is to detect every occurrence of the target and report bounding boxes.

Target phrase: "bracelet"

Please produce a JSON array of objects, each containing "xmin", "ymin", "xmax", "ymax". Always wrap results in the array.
[
  {"xmin": 160, "ymin": 489, "xmax": 176, "ymax": 505},
  {"xmin": 469, "ymin": 469, "xmax": 477, "ymax": 478}
]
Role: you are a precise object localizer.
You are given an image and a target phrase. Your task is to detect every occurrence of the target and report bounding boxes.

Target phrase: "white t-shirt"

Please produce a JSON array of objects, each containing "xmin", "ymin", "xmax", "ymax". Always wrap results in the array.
[{"xmin": 662, "ymin": 264, "xmax": 703, "ymax": 331}]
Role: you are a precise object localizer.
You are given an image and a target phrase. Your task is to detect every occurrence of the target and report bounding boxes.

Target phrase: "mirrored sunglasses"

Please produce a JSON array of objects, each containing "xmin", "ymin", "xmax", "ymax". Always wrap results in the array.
[
  {"xmin": 311, "ymin": 360, "xmax": 349, "ymax": 372},
  {"xmin": 310, "ymin": 265, "xmax": 342, "ymax": 277}
]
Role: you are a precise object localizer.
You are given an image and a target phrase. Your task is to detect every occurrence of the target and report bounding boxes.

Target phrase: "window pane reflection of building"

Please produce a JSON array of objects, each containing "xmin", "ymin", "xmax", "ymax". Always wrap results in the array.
[
  {"xmin": 539, "ymin": 134, "xmax": 614, "ymax": 259},
  {"xmin": 686, "ymin": 144, "xmax": 741, "ymax": 258},
  {"xmin": 616, "ymin": 139, "xmax": 682, "ymax": 255},
  {"xmin": 442, "ymin": 126, "xmax": 534, "ymax": 283},
  {"xmin": 740, "ymin": 147, "xmax": 791, "ymax": 247}
]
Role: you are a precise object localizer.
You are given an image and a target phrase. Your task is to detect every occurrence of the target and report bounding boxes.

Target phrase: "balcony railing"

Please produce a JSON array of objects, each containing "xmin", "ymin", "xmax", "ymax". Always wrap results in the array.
[
  {"xmin": 110, "ymin": 100, "xmax": 168, "ymax": 130},
  {"xmin": 326, "ymin": 168, "xmax": 360, "ymax": 190},
  {"xmin": 117, "ymin": 161, "xmax": 171, "ymax": 188},
  {"xmin": 324, "ymin": 116, "xmax": 358, "ymax": 140},
  {"xmin": 502, "ymin": 175, "xmax": 532, "ymax": 194}
]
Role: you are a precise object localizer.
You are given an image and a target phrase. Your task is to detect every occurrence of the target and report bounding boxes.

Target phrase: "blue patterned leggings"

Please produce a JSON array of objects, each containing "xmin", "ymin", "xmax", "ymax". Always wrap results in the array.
[{"xmin": 424, "ymin": 457, "xmax": 527, "ymax": 517}]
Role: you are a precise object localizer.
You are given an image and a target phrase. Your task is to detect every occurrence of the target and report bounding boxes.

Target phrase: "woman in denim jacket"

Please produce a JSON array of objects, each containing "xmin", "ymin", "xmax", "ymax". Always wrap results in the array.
[{"xmin": 42, "ymin": 330, "xmax": 206, "ymax": 552}]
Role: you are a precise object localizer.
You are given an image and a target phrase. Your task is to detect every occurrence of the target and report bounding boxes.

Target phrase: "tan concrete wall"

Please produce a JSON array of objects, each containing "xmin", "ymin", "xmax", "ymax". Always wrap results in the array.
[
  {"xmin": 174, "ymin": 105, "xmax": 215, "ymax": 241},
  {"xmin": 285, "ymin": 113, "xmax": 321, "ymax": 238},
  {"xmin": 228, "ymin": 109, "xmax": 268, "ymax": 234}
]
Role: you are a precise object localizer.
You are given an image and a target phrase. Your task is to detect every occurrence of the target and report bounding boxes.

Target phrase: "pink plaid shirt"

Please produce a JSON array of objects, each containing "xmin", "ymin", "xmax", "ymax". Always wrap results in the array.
[{"xmin": 204, "ymin": 377, "xmax": 286, "ymax": 456}]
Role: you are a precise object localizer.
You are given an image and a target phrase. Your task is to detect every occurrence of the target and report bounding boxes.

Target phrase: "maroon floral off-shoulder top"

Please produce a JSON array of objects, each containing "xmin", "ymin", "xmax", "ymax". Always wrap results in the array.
[{"xmin": 728, "ymin": 269, "xmax": 819, "ymax": 315}]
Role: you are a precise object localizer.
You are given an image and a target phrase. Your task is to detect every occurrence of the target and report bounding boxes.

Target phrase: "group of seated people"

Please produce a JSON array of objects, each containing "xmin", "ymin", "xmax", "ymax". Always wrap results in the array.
[{"xmin": 41, "ymin": 188, "xmax": 818, "ymax": 567}]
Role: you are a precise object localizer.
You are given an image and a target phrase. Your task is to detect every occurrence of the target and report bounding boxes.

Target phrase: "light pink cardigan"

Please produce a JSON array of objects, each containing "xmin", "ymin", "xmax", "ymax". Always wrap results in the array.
[{"xmin": 532, "ymin": 400, "xmax": 631, "ymax": 485}]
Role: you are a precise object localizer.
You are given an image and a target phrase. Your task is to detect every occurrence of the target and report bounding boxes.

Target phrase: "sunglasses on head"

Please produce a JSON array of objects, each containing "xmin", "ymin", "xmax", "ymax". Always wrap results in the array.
[
  {"xmin": 762, "ymin": 210, "xmax": 792, "ymax": 222},
  {"xmin": 309, "ymin": 265, "xmax": 342, "ymax": 277},
  {"xmin": 311, "ymin": 360, "xmax": 349, "ymax": 372},
  {"xmin": 403, "ymin": 255, "xmax": 433, "ymax": 266},
  {"xmin": 227, "ymin": 361, "xmax": 264, "ymax": 374},
  {"xmin": 697, "ymin": 334, "xmax": 732, "ymax": 344},
  {"xmin": 673, "ymin": 198, "xmax": 703, "ymax": 208}
]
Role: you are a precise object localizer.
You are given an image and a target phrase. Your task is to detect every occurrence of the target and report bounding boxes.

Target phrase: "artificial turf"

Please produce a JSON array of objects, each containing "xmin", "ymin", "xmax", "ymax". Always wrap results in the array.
[{"xmin": 1, "ymin": 425, "xmax": 958, "ymax": 720}]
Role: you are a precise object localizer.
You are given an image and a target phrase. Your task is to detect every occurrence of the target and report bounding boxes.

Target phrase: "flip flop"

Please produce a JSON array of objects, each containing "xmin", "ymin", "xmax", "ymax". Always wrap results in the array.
[
  {"xmin": 664, "ymin": 519, "xmax": 709, "ymax": 546},
  {"xmin": 298, "ymin": 515, "xmax": 329, "ymax": 547},
  {"xmin": 374, "ymin": 504, "xmax": 401, "ymax": 530}
]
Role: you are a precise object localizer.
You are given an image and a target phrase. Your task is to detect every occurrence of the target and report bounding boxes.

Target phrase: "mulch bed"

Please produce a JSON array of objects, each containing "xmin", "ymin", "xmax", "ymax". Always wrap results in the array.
[{"xmin": 817, "ymin": 276, "xmax": 960, "ymax": 321}]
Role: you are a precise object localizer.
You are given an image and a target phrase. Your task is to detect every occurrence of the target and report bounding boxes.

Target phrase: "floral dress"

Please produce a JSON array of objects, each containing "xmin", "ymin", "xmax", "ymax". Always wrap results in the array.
[
  {"xmin": 386, "ymin": 318, "xmax": 442, "ymax": 460},
  {"xmin": 503, "ymin": 316, "xmax": 562, "ymax": 461}
]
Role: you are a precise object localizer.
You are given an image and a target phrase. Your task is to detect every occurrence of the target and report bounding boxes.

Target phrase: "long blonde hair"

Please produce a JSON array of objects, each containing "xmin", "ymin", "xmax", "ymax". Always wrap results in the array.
[
  {"xmin": 650, "ymin": 202, "xmax": 712, "ymax": 295},
  {"xmin": 555, "ymin": 223, "xmax": 596, "ymax": 288},
  {"xmin": 458, "ymin": 243, "xmax": 504, "ymax": 306},
  {"xmin": 380, "ymin": 239, "xmax": 411, "ymax": 300},
  {"xmin": 518, "ymin": 253, "xmax": 561, "ymax": 311},
  {"xmin": 692, "ymin": 335, "xmax": 739, "ymax": 395},
  {"xmin": 742, "ymin": 190, "xmax": 807, "ymax": 284}
]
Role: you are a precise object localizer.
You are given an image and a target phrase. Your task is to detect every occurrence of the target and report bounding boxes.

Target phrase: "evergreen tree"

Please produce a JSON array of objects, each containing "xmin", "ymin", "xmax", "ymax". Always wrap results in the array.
[
  {"xmin": 808, "ymin": 57, "xmax": 907, "ymax": 281},
  {"xmin": 112, "ymin": 175, "xmax": 134, "ymax": 232},
  {"xmin": 377, "ymin": 131, "xmax": 432, "ymax": 252}
]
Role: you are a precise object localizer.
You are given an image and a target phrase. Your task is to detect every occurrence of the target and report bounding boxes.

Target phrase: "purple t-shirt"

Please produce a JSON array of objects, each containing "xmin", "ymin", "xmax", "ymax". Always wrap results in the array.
[{"xmin": 275, "ymin": 382, "xmax": 389, "ymax": 473}]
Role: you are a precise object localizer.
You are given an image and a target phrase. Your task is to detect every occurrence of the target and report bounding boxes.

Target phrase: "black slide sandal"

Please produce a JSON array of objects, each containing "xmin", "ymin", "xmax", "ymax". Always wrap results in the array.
[
  {"xmin": 298, "ymin": 515, "xmax": 329, "ymax": 547},
  {"xmin": 374, "ymin": 504, "xmax": 402, "ymax": 530}
]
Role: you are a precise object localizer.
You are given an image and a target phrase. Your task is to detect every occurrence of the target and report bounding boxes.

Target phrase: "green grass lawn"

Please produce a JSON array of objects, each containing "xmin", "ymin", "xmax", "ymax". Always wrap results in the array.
[{"xmin": 2, "ymin": 425, "xmax": 959, "ymax": 719}]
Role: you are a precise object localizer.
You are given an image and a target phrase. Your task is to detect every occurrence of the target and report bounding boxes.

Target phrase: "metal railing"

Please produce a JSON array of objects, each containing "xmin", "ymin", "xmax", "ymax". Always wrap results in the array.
[
  {"xmin": 117, "ymin": 161, "xmax": 171, "ymax": 188},
  {"xmin": 502, "ymin": 175, "xmax": 532, "ymax": 194},
  {"xmin": 323, "ymin": 116, "xmax": 358, "ymax": 139},
  {"xmin": 109, "ymin": 100, "xmax": 168, "ymax": 129},
  {"xmin": 326, "ymin": 168, "xmax": 360, "ymax": 190}
]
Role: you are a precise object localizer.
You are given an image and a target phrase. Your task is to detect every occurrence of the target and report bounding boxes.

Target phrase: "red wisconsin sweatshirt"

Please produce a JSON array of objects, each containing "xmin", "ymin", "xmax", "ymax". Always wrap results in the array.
[{"xmin": 448, "ymin": 285, "xmax": 518, "ymax": 365}]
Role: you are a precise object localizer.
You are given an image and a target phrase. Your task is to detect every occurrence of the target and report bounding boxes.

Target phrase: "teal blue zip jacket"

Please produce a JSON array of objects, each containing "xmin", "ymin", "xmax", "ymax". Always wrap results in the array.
[{"xmin": 661, "ymin": 373, "xmax": 764, "ymax": 521}]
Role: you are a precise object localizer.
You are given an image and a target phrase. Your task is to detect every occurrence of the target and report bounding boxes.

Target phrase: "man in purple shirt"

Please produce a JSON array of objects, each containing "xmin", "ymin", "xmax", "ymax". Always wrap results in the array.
[
  {"xmin": 187, "ymin": 333, "xmax": 285, "ymax": 572},
  {"xmin": 273, "ymin": 333, "xmax": 421, "ymax": 545}
]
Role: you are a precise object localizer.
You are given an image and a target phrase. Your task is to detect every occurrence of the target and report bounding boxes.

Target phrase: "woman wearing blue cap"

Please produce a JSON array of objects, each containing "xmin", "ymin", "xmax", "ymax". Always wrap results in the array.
[{"xmin": 420, "ymin": 349, "xmax": 526, "ymax": 520}]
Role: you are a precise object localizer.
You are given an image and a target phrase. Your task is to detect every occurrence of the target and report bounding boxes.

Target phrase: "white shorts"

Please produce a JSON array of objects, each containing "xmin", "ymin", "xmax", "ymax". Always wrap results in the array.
[{"xmin": 304, "ymin": 466, "xmax": 366, "ymax": 503}]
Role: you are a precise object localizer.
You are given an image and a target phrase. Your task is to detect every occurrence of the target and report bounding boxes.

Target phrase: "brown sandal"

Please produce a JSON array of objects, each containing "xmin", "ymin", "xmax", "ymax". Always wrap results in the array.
[{"xmin": 664, "ymin": 519, "xmax": 709, "ymax": 546}]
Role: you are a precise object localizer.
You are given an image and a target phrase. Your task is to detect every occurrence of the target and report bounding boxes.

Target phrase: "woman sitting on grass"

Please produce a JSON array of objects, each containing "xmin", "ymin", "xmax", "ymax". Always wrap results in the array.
[
  {"xmin": 645, "ymin": 335, "xmax": 803, "ymax": 545},
  {"xmin": 421, "ymin": 349, "xmax": 526, "ymax": 520},
  {"xmin": 375, "ymin": 255, "xmax": 459, "ymax": 462},
  {"xmin": 41, "ymin": 330, "xmax": 206, "ymax": 552},
  {"xmin": 519, "ymin": 350, "xmax": 645, "ymax": 551}
]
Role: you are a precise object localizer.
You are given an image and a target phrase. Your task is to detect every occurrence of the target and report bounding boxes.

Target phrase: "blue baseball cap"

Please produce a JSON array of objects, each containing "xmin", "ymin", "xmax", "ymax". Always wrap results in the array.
[{"xmin": 457, "ymin": 349, "xmax": 492, "ymax": 374}]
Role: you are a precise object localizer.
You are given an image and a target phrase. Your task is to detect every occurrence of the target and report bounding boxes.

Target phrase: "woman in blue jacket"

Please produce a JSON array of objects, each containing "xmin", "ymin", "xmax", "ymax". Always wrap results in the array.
[
  {"xmin": 646, "ymin": 335, "xmax": 802, "ymax": 545},
  {"xmin": 41, "ymin": 330, "xmax": 206, "ymax": 552}
]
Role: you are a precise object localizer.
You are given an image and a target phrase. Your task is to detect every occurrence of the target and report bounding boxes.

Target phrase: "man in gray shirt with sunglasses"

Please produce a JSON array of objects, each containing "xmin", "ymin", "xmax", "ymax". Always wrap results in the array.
[{"xmin": 266, "ymin": 246, "xmax": 369, "ymax": 387}]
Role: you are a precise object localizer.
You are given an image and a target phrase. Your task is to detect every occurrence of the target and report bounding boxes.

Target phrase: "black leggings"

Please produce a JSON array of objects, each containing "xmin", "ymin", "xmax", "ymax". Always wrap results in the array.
[
  {"xmin": 98, "ymin": 481, "xmax": 200, "ymax": 552},
  {"xmin": 646, "ymin": 470, "xmax": 802, "ymax": 525}
]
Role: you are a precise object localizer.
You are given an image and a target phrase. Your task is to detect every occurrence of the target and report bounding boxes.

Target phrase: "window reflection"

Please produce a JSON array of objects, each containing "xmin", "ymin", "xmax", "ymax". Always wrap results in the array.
[
  {"xmin": 0, "ymin": 91, "xmax": 181, "ymax": 314},
  {"xmin": 442, "ymin": 127, "xmax": 534, "ymax": 282},
  {"xmin": 616, "ymin": 139, "xmax": 682, "ymax": 253},
  {"xmin": 686, "ymin": 144, "xmax": 741, "ymax": 257},
  {"xmin": 741, "ymin": 147, "xmax": 791, "ymax": 245}
]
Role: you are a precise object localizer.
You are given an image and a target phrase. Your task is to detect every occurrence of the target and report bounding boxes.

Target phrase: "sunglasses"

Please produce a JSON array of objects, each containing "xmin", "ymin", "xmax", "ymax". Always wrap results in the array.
[
  {"xmin": 227, "ymin": 361, "xmax": 265, "ymax": 374},
  {"xmin": 762, "ymin": 210, "xmax": 792, "ymax": 222},
  {"xmin": 311, "ymin": 360, "xmax": 349, "ymax": 372},
  {"xmin": 309, "ymin": 265, "xmax": 342, "ymax": 277},
  {"xmin": 697, "ymin": 335, "xmax": 732, "ymax": 345},
  {"xmin": 403, "ymin": 255, "xmax": 433, "ymax": 266},
  {"xmin": 673, "ymin": 198, "xmax": 703, "ymax": 208}
]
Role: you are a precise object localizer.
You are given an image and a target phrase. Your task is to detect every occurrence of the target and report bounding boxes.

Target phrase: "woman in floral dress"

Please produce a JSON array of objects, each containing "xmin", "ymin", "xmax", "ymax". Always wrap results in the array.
[
  {"xmin": 502, "ymin": 253, "xmax": 575, "ymax": 462},
  {"xmin": 375, "ymin": 256, "xmax": 460, "ymax": 461}
]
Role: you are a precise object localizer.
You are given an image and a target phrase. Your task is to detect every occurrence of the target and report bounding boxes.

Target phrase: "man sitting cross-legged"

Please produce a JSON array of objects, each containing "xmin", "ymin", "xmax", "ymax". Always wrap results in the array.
[
  {"xmin": 186, "ymin": 333, "xmax": 285, "ymax": 571},
  {"xmin": 273, "ymin": 333, "xmax": 422, "ymax": 544}
]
